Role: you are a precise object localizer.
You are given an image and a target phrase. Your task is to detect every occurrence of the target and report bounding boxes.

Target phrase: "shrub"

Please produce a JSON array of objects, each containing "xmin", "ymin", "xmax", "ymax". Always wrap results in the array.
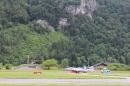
[
  {"xmin": 42, "ymin": 59, "xmax": 58, "ymax": 70},
  {"xmin": 107, "ymin": 64, "xmax": 130, "ymax": 71},
  {"xmin": 0, "ymin": 63, "xmax": 3, "ymax": 70},
  {"xmin": 5, "ymin": 64, "xmax": 12, "ymax": 70}
]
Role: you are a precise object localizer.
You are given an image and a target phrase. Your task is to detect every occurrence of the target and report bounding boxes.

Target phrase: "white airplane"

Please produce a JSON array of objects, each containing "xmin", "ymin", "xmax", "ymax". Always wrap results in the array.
[{"xmin": 63, "ymin": 66, "xmax": 94, "ymax": 73}]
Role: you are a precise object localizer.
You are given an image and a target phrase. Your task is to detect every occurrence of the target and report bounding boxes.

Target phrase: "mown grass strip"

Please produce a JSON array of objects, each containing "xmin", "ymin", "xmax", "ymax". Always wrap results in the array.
[{"xmin": 0, "ymin": 70, "xmax": 125, "ymax": 79}]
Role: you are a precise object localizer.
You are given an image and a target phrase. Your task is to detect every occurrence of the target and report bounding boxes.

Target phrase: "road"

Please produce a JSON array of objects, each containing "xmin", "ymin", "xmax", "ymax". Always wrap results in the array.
[{"xmin": 0, "ymin": 77, "xmax": 130, "ymax": 84}]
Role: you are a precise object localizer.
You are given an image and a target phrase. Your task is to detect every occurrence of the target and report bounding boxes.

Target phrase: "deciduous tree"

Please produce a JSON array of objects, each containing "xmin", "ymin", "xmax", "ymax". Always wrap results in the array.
[
  {"xmin": 60, "ymin": 58, "xmax": 69, "ymax": 68},
  {"xmin": 42, "ymin": 59, "xmax": 58, "ymax": 70}
]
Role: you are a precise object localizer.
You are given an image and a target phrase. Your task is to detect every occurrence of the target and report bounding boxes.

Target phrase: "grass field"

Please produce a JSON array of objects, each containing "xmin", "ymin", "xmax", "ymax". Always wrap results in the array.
[
  {"xmin": 0, "ymin": 70, "xmax": 129, "ymax": 79},
  {"xmin": 89, "ymin": 71, "xmax": 130, "ymax": 76},
  {"xmin": 0, "ymin": 70, "xmax": 130, "ymax": 86}
]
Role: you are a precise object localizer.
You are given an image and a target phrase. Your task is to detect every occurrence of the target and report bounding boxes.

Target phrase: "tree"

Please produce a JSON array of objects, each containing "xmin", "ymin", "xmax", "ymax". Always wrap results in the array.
[
  {"xmin": 76, "ymin": 57, "xmax": 81, "ymax": 67},
  {"xmin": 81, "ymin": 56, "xmax": 87, "ymax": 65},
  {"xmin": 60, "ymin": 58, "xmax": 69, "ymax": 68},
  {"xmin": 107, "ymin": 56, "xmax": 117, "ymax": 63},
  {"xmin": 42, "ymin": 59, "xmax": 58, "ymax": 70},
  {"xmin": 0, "ymin": 63, "xmax": 3, "ymax": 70}
]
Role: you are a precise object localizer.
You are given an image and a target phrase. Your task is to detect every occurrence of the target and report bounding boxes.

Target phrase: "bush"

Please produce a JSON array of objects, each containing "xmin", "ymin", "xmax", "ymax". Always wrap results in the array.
[
  {"xmin": 42, "ymin": 59, "xmax": 58, "ymax": 70},
  {"xmin": 107, "ymin": 64, "xmax": 130, "ymax": 71},
  {"xmin": 5, "ymin": 64, "xmax": 12, "ymax": 70},
  {"xmin": 0, "ymin": 63, "xmax": 3, "ymax": 70}
]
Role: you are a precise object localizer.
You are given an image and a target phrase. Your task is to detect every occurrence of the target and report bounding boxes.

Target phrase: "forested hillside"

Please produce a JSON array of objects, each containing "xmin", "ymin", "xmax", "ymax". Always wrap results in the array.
[{"xmin": 0, "ymin": 0, "xmax": 130, "ymax": 66}]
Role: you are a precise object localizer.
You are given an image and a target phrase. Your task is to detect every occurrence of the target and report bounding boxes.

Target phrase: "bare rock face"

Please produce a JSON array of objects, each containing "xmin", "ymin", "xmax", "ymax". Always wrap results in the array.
[
  {"xmin": 35, "ymin": 0, "xmax": 99, "ymax": 31},
  {"xmin": 86, "ymin": 0, "xmax": 99, "ymax": 18},
  {"xmin": 36, "ymin": 18, "xmax": 69, "ymax": 31},
  {"xmin": 58, "ymin": 18, "xmax": 69, "ymax": 29},
  {"xmin": 86, "ymin": 0, "xmax": 99, "ymax": 12},
  {"xmin": 65, "ymin": 0, "xmax": 99, "ymax": 18},
  {"xmin": 59, "ymin": 18, "xmax": 68, "ymax": 26},
  {"xmin": 65, "ymin": 0, "xmax": 86, "ymax": 15},
  {"xmin": 36, "ymin": 19, "xmax": 55, "ymax": 31}
]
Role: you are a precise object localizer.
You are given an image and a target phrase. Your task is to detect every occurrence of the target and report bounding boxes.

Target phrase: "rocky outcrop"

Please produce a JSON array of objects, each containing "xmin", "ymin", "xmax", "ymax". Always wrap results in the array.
[
  {"xmin": 36, "ymin": 19, "xmax": 55, "ymax": 31},
  {"xmin": 35, "ymin": 0, "xmax": 99, "ymax": 31},
  {"xmin": 59, "ymin": 18, "xmax": 68, "ymax": 26},
  {"xmin": 65, "ymin": 0, "xmax": 99, "ymax": 18},
  {"xmin": 86, "ymin": 0, "xmax": 99, "ymax": 12},
  {"xmin": 65, "ymin": 0, "xmax": 86, "ymax": 15},
  {"xmin": 35, "ymin": 18, "xmax": 69, "ymax": 31},
  {"xmin": 58, "ymin": 18, "xmax": 69, "ymax": 29}
]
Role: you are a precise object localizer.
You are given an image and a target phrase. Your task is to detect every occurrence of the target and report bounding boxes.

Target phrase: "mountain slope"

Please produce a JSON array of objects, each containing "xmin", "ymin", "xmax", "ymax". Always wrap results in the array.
[{"xmin": 0, "ymin": 0, "xmax": 130, "ymax": 66}]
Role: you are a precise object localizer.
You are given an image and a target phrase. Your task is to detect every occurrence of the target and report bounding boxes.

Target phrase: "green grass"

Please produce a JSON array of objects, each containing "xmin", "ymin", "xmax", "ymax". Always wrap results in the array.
[
  {"xmin": 0, "ymin": 70, "xmax": 130, "ymax": 86},
  {"xmin": 88, "ymin": 70, "xmax": 130, "ymax": 77},
  {"xmin": 0, "ymin": 70, "xmax": 128, "ymax": 79}
]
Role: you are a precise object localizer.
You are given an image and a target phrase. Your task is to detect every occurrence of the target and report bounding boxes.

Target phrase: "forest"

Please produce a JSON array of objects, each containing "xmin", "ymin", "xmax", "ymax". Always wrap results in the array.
[{"xmin": 0, "ymin": 0, "xmax": 130, "ymax": 67}]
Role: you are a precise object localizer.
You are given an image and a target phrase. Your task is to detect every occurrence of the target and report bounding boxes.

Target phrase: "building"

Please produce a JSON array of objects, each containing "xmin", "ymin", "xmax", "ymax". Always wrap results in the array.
[
  {"xmin": 93, "ymin": 62, "xmax": 118, "ymax": 70},
  {"xmin": 16, "ymin": 64, "xmax": 43, "ymax": 70}
]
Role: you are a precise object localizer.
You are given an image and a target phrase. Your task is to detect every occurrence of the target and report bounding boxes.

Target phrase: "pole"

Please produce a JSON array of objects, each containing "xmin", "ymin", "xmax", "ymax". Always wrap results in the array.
[
  {"xmin": 28, "ymin": 55, "xmax": 29, "ymax": 64},
  {"xmin": 87, "ymin": 58, "xmax": 89, "ymax": 67}
]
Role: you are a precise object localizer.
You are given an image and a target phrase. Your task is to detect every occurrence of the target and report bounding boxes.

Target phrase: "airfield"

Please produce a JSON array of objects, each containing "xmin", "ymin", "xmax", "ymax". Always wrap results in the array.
[
  {"xmin": 0, "ymin": 70, "xmax": 130, "ymax": 85},
  {"xmin": 0, "ymin": 78, "xmax": 130, "ymax": 84}
]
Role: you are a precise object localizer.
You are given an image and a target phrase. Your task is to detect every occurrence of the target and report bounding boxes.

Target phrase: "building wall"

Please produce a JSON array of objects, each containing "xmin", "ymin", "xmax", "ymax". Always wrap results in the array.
[
  {"xmin": 16, "ymin": 65, "xmax": 43, "ymax": 70},
  {"xmin": 94, "ymin": 64, "xmax": 107, "ymax": 70}
]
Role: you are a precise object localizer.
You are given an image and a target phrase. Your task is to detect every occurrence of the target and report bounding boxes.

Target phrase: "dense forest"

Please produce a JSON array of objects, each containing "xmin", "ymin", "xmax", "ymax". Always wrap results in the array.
[{"xmin": 0, "ymin": 0, "xmax": 130, "ymax": 67}]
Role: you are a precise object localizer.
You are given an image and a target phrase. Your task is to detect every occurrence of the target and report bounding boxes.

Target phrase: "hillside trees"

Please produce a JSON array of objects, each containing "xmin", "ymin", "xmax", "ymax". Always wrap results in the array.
[
  {"xmin": 60, "ymin": 58, "xmax": 69, "ymax": 68},
  {"xmin": 0, "ymin": 0, "xmax": 130, "ymax": 67},
  {"xmin": 0, "ymin": 0, "xmax": 29, "ymax": 25}
]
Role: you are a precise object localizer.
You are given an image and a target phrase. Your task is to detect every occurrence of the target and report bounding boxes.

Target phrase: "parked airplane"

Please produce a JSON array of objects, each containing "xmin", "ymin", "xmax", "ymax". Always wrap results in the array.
[
  {"xmin": 87, "ymin": 66, "xmax": 95, "ymax": 72},
  {"xmin": 63, "ymin": 66, "xmax": 94, "ymax": 74}
]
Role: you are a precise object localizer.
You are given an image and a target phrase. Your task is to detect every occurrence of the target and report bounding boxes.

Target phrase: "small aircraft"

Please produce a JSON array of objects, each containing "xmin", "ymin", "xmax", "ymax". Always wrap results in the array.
[
  {"xmin": 63, "ymin": 65, "xmax": 94, "ymax": 74},
  {"xmin": 63, "ymin": 67, "xmax": 87, "ymax": 74},
  {"xmin": 87, "ymin": 66, "xmax": 95, "ymax": 72}
]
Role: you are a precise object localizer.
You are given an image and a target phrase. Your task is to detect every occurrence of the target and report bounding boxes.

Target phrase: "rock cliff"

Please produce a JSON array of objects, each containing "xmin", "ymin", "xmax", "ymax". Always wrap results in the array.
[
  {"xmin": 36, "ymin": 0, "xmax": 99, "ymax": 31},
  {"xmin": 57, "ymin": 0, "xmax": 99, "ymax": 18},
  {"xmin": 36, "ymin": 19, "xmax": 55, "ymax": 31}
]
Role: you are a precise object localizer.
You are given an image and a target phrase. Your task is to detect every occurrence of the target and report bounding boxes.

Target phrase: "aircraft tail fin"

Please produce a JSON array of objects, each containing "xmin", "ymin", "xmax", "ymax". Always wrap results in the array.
[{"xmin": 82, "ymin": 65, "xmax": 87, "ymax": 70}]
